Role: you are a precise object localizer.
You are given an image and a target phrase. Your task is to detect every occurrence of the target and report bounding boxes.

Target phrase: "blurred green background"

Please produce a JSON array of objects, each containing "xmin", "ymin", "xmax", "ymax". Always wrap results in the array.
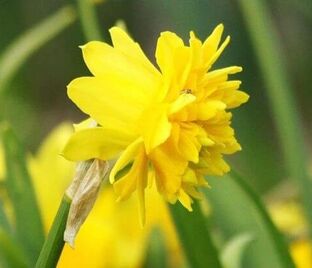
[{"xmin": 1, "ymin": 0, "xmax": 311, "ymax": 194}]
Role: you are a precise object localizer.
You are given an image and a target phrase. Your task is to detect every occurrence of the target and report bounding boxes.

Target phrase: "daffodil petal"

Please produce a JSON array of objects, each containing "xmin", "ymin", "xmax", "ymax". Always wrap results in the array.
[
  {"xmin": 73, "ymin": 118, "xmax": 97, "ymax": 131},
  {"xmin": 178, "ymin": 189, "xmax": 193, "ymax": 211},
  {"xmin": 178, "ymin": 128, "xmax": 201, "ymax": 163},
  {"xmin": 203, "ymin": 24, "xmax": 224, "ymax": 65},
  {"xmin": 109, "ymin": 138, "xmax": 143, "ymax": 183},
  {"xmin": 189, "ymin": 31, "xmax": 203, "ymax": 69},
  {"xmin": 139, "ymin": 104, "xmax": 172, "ymax": 153},
  {"xmin": 150, "ymin": 142, "xmax": 187, "ymax": 196},
  {"xmin": 155, "ymin": 32, "xmax": 192, "ymax": 100},
  {"xmin": 80, "ymin": 41, "xmax": 160, "ymax": 94},
  {"xmin": 62, "ymin": 127, "xmax": 131, "ymax": 161},
  {"xmin": 67, "ymin": 76, "xmax": 150, "ymax": 132},
  {"xmin": 169, "ymin": 93, "xmax": 196, "ymax": 115},
  {"xmin": 206, "ymin": 35, "xmax": 230, "ymax": 68},
  {"xmin": 109, "ymin": 27, "xmax": 160, "ymax": 78},
  {"xmin": 156, "ymin": 31, "xmax": 184, "ymax": 77},
  {"xmin": 114, "ymin": 146, "xmax": 148, "ymax": 208},
  {"xmin": 202, "ymin": 66, "xmax": 243, "ymax": 86},
  {"xmin": 216, "ymin": 80, "xmax": 249, "ymax": 109}
]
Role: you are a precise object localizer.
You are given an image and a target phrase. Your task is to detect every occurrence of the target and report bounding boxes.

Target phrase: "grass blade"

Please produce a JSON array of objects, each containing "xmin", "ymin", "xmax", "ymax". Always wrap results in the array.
[
  {"xmin": 0, "ymin": 228, "xmax": 29, "ymax": 268},
  {"xmin": 0, "ymin": 200, "xmax": 11, "ymax": 233},
  {"xmin": 205, "ymin": 171, "xmax": 295, "ymax": 268},
  {"xmin": 76, "ymin": 0, "xmax": 103, "ymax": 41},
  {"xmin": 221, "ymin": 233, "xmax": 254, "ymax": 268},
  {"xmin": 236, "ymin": 0, "xmax": 312, "ymax": 232},
  {"xmin": 169, "ymin": 201, "xmax": 222, "ymax": 268},
  {"xmin": 0, "ymin": 5, "xmax": 76, "ymax": 92},
  {"xmin": 1, "ymin": 124, "xmax": 45, "ymax": 265},
  {"xmin": 143, "ymin": 228, "xmax": 167, "ymax": 268}
]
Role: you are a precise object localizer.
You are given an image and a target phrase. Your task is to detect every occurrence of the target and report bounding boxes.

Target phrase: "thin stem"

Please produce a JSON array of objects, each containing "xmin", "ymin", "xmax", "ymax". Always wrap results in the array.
[
  {"xmin": 35, "ymin": 195, "xmax": 71, "ymax": 268},
  {"xmin": 237, "ymin": 0, "xmax": 312, "ymax": 233},
  {"xmin": 76, "ymin": 0, "xmax": 103, "ymax": 41}
]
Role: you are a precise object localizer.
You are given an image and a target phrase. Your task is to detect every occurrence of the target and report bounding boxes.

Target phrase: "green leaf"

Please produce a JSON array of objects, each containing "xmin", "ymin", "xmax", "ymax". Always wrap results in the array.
[
  {"xmin": 205, "ymin": 171, "xmax": 295, "ymax": 268},
  {"xmin": 0, "ymin": 5, "xmax": 76, "ymax": 92},
  {"xmin": 169, "ymin": 201, "xmax": 223, "ymax": 268},
  {"xmin": 0, "ymin": 228, "xmax": 29, "ymax": 268},
  {"xmin": 1, "ymin": 124, "xmax": 45, "ymax": 265},
  {"xmin": 221, "ymin": 233, "xmax": 254, "ymax": 268},
  {"xmin": 237, "ymin": 0, "xmax": 312, "ymax": 232},
  {"xmin": 0, "ymin": 199, "xmax": 11, "ymax": 233},
  {"xmin": 143, "ymin": 227, "xmax": 168, "ymax": 268},
  {"xmin": 76, "ymin": 0, "xmax": 103, "ymax": 41}
]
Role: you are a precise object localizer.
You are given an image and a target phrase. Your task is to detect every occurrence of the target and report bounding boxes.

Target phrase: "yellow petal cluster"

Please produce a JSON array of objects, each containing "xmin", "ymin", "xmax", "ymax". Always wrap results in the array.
[{"xmin": 63, "ymin": 25, "xmax": 249, "ymax": 220}]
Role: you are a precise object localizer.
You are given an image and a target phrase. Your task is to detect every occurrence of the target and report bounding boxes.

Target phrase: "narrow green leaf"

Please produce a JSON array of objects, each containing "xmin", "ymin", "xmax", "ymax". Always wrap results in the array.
[
  {"xmin": 205, "ymin": 171, "xmax": 295, "ymax": 268},
  {"xmin": 0, "ymin": 228, "xmax": 29, "ymax": 268},
  {"xmin": 169, "ymin": 201, "xmax": 223, "ymax": 268},
  {"xmin": 143, "ymin": 228, "xmax": 167, "ymax": 268},
  {"xmin": 36, "ymin": 195, "xmax": 71, "ymax": 268},
  {"xmin": 0, "ymin": 200, "xmax": 11, "ymax": 233},
  {"xmin": 0, "ymin": 5, "xmax": 77, "ymax": 92},
  {"xmin": 1, "ymin": 124, "xmax": 45, "ymax": 264},
  {"xmin": 76, "ymin": 0, "xmax": 103, "ymax": 41},
  {"xmin": 237, "ymin": 0, "xmax": 312, "ymax": 232},
  {"xmin": 221, "ymin": 233, "xmax": 254, "ymax": 268}
]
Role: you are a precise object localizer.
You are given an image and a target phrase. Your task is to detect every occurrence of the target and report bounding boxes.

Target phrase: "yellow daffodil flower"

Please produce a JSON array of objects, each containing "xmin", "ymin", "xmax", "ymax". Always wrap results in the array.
[
  {"xmin": 63, "ymin": 25, "xmax": 249, "ymax": 222},
  {"xmin": 27, "ymin": 123, "xmax": 182, "ymax": 267}
]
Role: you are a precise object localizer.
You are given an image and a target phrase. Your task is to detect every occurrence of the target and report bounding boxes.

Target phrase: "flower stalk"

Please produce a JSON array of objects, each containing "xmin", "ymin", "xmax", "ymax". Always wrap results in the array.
[{"xmin": 35, "ymin": 194, "xmax": 71, "ymax": 268}]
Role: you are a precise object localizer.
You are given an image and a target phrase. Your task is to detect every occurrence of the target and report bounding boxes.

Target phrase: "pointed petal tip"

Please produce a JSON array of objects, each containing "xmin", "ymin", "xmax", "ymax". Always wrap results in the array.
[
  {"xmin": 216, "ymin": 23, "xmax": 224, "ymax": 31},
  {"xmin": 109, "ymin": 25, "xmax": 121, "ymax": 32},
  {"xmin": 224, "ymin": 35, "xmax": 231, "ymax": 44},
  {"xmin": 109, "ymin": 174, "xmax": 115, "ymax": 184},
  {"xmin": 190, "ymin": 30, "xmax": 196, "ymax": 39},
  {"xmin": 232, "ymin": 66, "xmax": 243, "ymax": 73}
]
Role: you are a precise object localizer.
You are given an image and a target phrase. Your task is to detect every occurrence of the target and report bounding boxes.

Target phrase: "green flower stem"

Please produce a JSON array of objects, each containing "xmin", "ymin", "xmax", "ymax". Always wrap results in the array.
[
  {"xmin": 76, "ymin": 0, "xmax": 103, "ymax": 41},
  {"xmin": 169, "ymin": 201, "xmax": 222, "ymax": 268},
  {"xmin": 237, "ymin": 0, "xmax": 312, "ymax": 231},
  {"xmin": 0, "ymin": 5, "xmax": 76, "ymax": 93},
  {"xmin": 35, "ymin": 195, "xmax": 71, "ymax": 268}
]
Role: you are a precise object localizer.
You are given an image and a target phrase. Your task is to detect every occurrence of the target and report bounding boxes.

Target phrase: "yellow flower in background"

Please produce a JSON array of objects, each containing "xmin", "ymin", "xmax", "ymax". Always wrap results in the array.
[
  {"xmin": 290, "ymin": 239, "xmax": 312, "ymax": 268},
  {"xmin": 28, "ymin": 123, "xmax": 74, "ymax": 230},
  {"xmin": 27, "ymin": 123, "xmax": 182, "ymax": 267},
  {"xmin": 269, "ymin": 200, "xmax": 307, "ymax": 238},
  {"xmin": 63, "ymin": 25, "xmax": 249, "ymax": 221},
  {"xmin": 269, "ymin": 199, "xmax": 312, "ymax": 268}
]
